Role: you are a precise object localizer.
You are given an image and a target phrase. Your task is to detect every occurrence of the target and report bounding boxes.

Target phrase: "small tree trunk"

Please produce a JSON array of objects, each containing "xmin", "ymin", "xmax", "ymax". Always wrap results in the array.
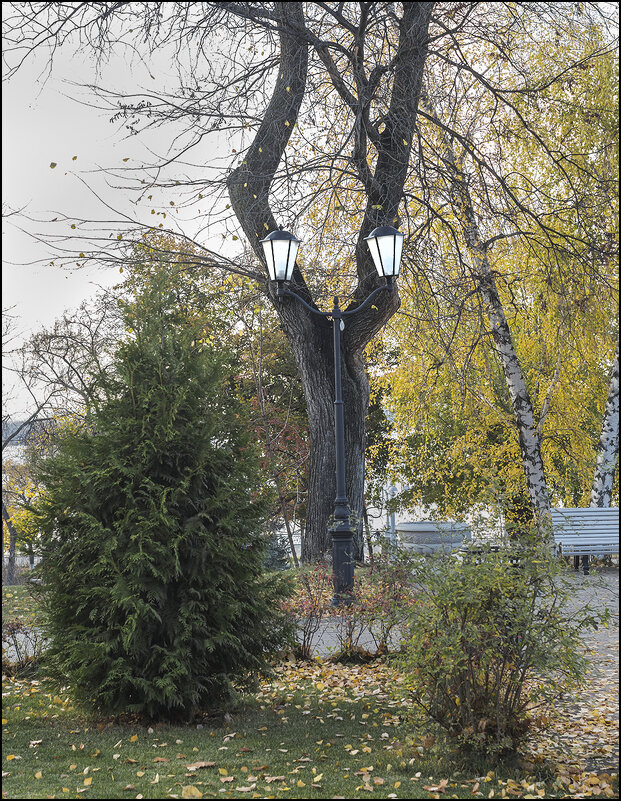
[
  {"xmin": 2, "ymin": 500, "xmax": 18, "ymax": 585},
  {"xmin": 590, "ymin": 341, "xmax": 619, "ymax": 508},
  {"xmin": 475, "ymin": 265, "xmax": 552, "ymax": 526}
]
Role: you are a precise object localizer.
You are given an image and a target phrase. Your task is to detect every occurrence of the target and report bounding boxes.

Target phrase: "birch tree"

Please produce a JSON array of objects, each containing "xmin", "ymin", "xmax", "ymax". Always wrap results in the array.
[
  {"xmin": 367, "ymin": 16, "xmax": 618, "ymax": 530},
  {"xmin": 419, "ymin": 89, "xmax": 553, "ymax": 527}
]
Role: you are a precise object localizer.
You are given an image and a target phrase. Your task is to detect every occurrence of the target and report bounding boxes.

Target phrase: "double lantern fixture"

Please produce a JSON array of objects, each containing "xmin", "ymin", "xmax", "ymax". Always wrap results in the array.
[
  {"xmin": 259, "ymin": 225, "xmax": 404, "ymax": 605},
  {"xmin": 260, "ymin": 225, "xmax": 403, "ymax": 288}
]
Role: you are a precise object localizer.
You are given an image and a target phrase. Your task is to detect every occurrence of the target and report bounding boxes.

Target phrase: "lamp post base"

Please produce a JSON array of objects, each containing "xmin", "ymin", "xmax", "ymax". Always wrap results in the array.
[{"xmin": 330, "ymin": 523, "xmax": 355, "ymax": 606}]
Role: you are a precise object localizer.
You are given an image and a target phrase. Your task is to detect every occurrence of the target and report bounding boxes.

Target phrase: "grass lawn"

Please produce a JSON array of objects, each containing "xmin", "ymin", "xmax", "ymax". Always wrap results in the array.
[
  {"xmin": 2, "ymin": 585, "xmax": 44, "ymax": 626},
  {"xmin": 2, "ymin": 586, "xmax": 618, "ymax": 800}
]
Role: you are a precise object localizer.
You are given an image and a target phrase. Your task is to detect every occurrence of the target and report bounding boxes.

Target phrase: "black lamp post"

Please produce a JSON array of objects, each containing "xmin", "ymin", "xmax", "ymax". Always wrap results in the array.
[{"xmin": 260, "ymin": 226, "xmax": 404, "ymax": 604}]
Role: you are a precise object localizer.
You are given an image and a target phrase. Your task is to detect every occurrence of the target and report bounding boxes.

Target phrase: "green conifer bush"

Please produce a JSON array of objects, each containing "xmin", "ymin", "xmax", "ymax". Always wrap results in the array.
[{"xmin": 31, "ymin": 267, "xmax": 293, "ymax": 720}]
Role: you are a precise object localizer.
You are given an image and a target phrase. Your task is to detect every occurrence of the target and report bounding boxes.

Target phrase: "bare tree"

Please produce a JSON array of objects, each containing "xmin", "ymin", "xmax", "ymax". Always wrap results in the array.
[
  {"xmin": 3, "ymin": 2, "xmax": 617, "ymax": 555},
  {"xmin": 20, "ymin": 293, "xmax": 122, "ymax": 415},
  {"xmin": 2, "ymin": 308, "xmax": 59, "ymax": 582}
]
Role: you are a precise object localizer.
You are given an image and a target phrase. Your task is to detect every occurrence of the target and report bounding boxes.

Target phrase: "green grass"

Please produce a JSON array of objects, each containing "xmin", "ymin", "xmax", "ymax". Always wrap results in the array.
[
  {"xmin": 2, "ymin": 585, "xmax": 618, "ymax": 799},
  {"xmin": 2, "ymin": 584, "xmax": 44, "ymax": 626},
  {"xmin": 1, "ymin": 668, "xmax": 575, "ymax": 800}
]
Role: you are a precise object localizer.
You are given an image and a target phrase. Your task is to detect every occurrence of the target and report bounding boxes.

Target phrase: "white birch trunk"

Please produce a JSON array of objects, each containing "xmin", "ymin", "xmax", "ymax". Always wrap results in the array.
[
  {"xmin": 590, "ymin": 341, "xmax": 619, "ymax": 508},
  {"xmin": 422, "ymin": 90, "xmax": 552, "ymax": 533}
]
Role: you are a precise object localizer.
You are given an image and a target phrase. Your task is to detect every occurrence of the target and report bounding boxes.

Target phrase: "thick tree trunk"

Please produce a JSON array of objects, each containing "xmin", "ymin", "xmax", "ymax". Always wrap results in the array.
[
  {"xmin": 590, "ymin": 341, "xmax": 619, "ymax": 507},
  {"xmin": 227, "ymin": 2, "xmax": 433, "ymax": 561},
  {"xmin": 421, "ymin": 89, "xmax": 552, "ymax": 532},
  {"xmin": 283, "ymin": 307, "xmax": 369, "ymax": 562}
]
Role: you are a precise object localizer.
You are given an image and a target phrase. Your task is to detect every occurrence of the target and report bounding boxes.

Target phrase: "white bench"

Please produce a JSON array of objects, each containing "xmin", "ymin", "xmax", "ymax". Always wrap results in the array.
[{"xmin": 551, "ymin": 507, "xmax": 619, "ymax": 574}]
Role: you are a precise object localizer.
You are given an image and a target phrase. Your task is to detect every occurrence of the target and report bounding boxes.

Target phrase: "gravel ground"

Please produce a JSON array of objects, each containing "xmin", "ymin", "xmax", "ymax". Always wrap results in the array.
[{"xmin": 536, "ymin": 567, "xmax": 619, "ymax": 775}]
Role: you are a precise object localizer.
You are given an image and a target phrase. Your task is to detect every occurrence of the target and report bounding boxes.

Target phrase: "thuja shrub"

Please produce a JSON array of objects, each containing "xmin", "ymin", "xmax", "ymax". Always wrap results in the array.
[
  {"xmin": 398, "ymin": 545, "xmax": 604, "ymax": 755},
  {"xmin": 30, "ymin": 267, "xmax": 293, "ymax": 721}
]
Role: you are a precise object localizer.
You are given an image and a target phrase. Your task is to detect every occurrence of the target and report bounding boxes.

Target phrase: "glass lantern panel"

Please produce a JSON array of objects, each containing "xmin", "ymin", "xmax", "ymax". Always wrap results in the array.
[
  {"xmin": 367, "ymin": 236, "xmax": 383, "ymax": 277},
  {"xmin": 261, "ymin": 240, "xmax": 277, "ymax": 281},
  {"xmin": 285, "ymin": 239, "xmax": 299, "ymax": 280},
  {"xmin": 270, "ymin": 238, "xmax": 298, "ymax": 281},
  {"xmin": 376, "ymin": 234, "xmax": 403, "ymax": 277}
]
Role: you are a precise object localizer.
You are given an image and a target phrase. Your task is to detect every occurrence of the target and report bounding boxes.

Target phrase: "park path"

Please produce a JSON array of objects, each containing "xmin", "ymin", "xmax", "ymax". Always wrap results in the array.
[{"xmin": 524, "ymin": 567, "xmax": 619, "ymax": 776}]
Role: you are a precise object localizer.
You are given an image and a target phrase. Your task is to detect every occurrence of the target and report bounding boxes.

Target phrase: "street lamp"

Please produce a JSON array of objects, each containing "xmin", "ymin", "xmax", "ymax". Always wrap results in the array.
[{"xmin": 260, "ymin": 225, "xmax": 404, "ymax": 604}]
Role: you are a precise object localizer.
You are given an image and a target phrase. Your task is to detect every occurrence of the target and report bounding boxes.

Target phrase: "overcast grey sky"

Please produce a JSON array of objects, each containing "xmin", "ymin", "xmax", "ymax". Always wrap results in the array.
[
  {"xmin": 2, "ymin": 36, "xmax": 243, "ymax": 416},
  {"xmin": 3, "ymin": 53, "xmax": 122, "ymax": 332}
]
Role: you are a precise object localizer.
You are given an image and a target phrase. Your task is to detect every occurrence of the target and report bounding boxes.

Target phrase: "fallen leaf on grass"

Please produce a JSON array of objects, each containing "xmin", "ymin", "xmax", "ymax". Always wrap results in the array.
[
  {"xmin": 423, "ymin": 778, "xmax": 449, "ymax": 793},
  {"xmin": 264, "ymin": 776, "xmax": 285, "ymax": 783},
  {"xmin": 235, "ymin": 784, "xmax": 256, "ymax": 792},
  {"xmin": 220, "ymin": 776, "xmax": 234, "ymax": 783},
  {"xmin": 153, "ymin": 757, "xmax": 169, "ymax": 763},
  {"xmin": 181, "ymin": 787, "xmax": 203, "ymax": 799}
]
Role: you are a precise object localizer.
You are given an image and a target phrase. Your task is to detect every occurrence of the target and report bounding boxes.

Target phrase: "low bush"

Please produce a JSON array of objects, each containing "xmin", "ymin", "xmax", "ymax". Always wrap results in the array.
[
  {"xmin": 283, "ymin": 548, "xmax": 417, "ymax": 660},
  {"xmin": 2, "ymin": 619, "xmax": 46, "ymax": 677},
  {"xmin": 281, "ymin": 562, "xmax": 333, "ymax": 659},
  {"xmin": 357, "ymin": 548, "xmax": 417, "ymax": 655},
  {"xmin": 397, "ymin": 544, "xmax": 606, "ymax": 756}
]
